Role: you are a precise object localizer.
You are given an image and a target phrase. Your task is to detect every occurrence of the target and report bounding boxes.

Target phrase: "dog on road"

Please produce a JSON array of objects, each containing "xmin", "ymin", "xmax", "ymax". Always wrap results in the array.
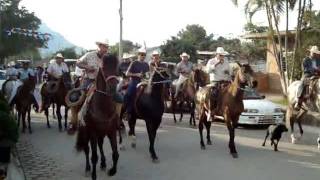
[{"xmin": 262, "ymin": 124, "xmax": 288, "ymax": 151}]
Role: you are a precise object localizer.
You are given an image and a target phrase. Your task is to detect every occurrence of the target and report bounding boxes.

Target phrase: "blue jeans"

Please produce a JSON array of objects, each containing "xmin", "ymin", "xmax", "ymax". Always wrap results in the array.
[{"xmin": 125, "ymin": 80, "xmax": 140, "ymax": 113}]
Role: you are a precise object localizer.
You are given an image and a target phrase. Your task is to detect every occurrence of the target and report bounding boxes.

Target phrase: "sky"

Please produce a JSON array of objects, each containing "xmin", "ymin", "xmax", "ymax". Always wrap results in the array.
[{"xmin": 20, "ymin": 0, "xmax": 320, "ymax": 50}]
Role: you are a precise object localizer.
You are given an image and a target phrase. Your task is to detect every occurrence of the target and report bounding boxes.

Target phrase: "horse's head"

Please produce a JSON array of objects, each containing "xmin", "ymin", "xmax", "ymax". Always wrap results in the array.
[
  {"xmin": 96, "ymin": 54, "xmax": 119, "ymax": 95},
  {"xmin": 235, "ymin": 63, "xmax": 257, "ymax": 89},
  {"xmin": 193, "ymin": 68, "xmax": 208, "ymax": 88},
  {"xmin": 61, "ymin": 72, "xmax": 73, "ymax": 90}
]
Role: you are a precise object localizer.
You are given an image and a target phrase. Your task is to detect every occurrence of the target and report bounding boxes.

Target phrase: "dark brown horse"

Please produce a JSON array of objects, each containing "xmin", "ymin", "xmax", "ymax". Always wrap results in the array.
[
  {"xmin": 170, "ymin": 74, "xmax": 196, "ymax": 126},
  {"xmin": 76, "ymin": 55, "xmax": 120, "ymax": 180},
  {"xmin": 196, "ymin": 63, "xmax": 256, "ymax": 158},
  {"xmin": 11, "ymin": 75, "xmax": 38, "ymax": 133},
  {"xmin": 128, "ymin": 68, "xmax": 170, "ymax": 162},
  {"xmin": 41, "ymin": 72, "xmax": 72, "ymax": 131}
]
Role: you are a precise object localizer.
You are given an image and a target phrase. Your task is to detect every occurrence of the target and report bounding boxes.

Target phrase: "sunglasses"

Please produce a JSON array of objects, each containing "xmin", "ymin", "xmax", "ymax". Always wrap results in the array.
[{"xmin": 139, "ymin": 54, "xmax": 146, "ymax": 56}]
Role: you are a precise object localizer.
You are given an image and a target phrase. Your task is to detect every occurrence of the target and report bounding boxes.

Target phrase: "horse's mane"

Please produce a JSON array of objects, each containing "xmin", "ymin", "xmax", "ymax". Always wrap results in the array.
[{"xmin": 102, "ymin": 54, "xmax": 119, "ymax": 76}]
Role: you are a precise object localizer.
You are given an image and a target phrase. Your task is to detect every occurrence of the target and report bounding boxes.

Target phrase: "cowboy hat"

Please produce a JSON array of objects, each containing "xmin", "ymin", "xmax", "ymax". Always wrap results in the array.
[
  {"xmin": 46, "ymin": 81, "xmax": 60, "ymax": 94},
  {"xmin": 138, "ymin": 47, "xmax": 147, "ymax": 54},
  {"xmin": 152, "ymin": 50, "xmax": 160, "ymax": 56},
  {"xmin": 180, "ymin": 52, "xmax": 190, "ymax": 59},
  {"xmin": 49, "ymin": 59, "xmax": 56, "ymax": 64},
  {"xmin": 215, "ymin": 47, "xmax": 229, "ymax": 55},
  {"xmin": 8, "ymin": 61, "xmax": 15, "ymax": 67},
  {"xmin": 309, "ymin": 46, "xmax": 320, "ymax": 54},
  {"xmin": 122, "ymin": 53, "xmax": 134, "ymax": 59},
  {"xmin": 17, "ymin": 59, "xmax": 31, "ymax": 63},
  {"xmin": 65, "ymin": 88, "xmax": 86, "ymax": 107},
  {"xmin": 95, "ymin": 39, "xmax": 109, "ymax": 47},
  {"xmin": 55, "ymin": 53, "xmax": 64, "ymax": 59}
]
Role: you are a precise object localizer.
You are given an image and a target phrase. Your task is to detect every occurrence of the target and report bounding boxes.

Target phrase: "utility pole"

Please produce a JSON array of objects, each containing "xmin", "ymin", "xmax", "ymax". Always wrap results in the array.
[{"xmin": 119, "ymin": 0, "xmax": 123, "ymax": 61}]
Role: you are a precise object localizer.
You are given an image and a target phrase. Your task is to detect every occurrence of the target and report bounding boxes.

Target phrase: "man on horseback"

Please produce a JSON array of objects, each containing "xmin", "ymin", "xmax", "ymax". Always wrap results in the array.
[
  {"xmin": 173, "ymin": 52, "xmax": 193, "ymax": 98},
  {"xmin": 5, "ymin": 61, "xmax": 18, "ymax": 80},
  {"xmin": 47, "ymin": 53, "xmax": 69, "ymax": 80},
  {"xmin": 149, "ymin": 51, "xmax": 167, "ymax": 71},
  {"xmin": 295, "ymin": 45, "xmax": 320, "ymax": 110},
  {"xmin": 125, "ymin": 48, "xmax": 149, "ymax": 118},
  {"xmin": 205, "ymin": 47, "xmax": 231, "ymax": 108}
]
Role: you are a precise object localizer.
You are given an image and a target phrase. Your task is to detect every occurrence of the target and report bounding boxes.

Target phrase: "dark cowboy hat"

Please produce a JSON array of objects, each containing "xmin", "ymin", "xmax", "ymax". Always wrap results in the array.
[
  {"xmin": 65, "ymin": 88, "xmax": 85, "ymax": 107},
  {"xmin": 46, "ymin": 81, "xmax": 60, "ymax": 94}
]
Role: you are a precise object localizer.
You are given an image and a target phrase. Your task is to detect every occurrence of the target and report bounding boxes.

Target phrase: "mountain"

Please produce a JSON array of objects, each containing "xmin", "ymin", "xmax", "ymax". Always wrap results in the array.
[{"xmin": 38, "ymin": 23, "xmax": 84, "ymax": 58}]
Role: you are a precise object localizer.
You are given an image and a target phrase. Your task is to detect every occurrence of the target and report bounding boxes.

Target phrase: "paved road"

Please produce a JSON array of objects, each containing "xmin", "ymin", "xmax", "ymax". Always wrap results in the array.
[{"xmin": 16, "ymin": 112, "xmax": 320, "ymax": 180}]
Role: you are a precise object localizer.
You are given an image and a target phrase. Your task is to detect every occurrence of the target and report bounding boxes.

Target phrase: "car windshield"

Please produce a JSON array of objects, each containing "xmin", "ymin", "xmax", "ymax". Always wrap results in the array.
[
  {"xmin": 243, "ymin": 87, "xmax": 263, "ymax": 99},
  {"xmin": 0, "ymin": 71, "xmax": 6, "ymax": 80}
]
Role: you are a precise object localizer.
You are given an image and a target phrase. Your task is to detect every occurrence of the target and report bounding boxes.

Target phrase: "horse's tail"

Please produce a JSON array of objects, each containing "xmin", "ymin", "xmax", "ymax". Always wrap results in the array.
[{"xmin": 75, "ymin": 125, "xmax": 88, "ymax": 152}]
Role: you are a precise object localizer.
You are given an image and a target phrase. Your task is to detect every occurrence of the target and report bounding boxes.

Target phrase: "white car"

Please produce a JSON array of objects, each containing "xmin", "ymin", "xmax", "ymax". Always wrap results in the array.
[
  {"xmin": 239, "ymin": 88, "xmax": 284, "ymax": 125},
  {"xmin": 0, "ymin": 70, "xmax": 6, "ymax": 91}
]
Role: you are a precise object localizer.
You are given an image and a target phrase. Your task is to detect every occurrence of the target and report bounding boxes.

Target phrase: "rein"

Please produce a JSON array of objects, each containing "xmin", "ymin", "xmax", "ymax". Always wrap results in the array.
[{"xmin": 95, "ymin": 67, "xmax": 118, "ymax": 96}]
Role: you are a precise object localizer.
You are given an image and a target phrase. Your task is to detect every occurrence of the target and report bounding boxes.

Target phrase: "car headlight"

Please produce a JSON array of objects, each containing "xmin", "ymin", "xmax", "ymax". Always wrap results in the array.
[
  {"xmin": 244, "ymin": 109, "xmax": 259, "ymax": 113},
  {"xmin": 274, "ymin": 108, "xmax": 282, "ymax": 113}
]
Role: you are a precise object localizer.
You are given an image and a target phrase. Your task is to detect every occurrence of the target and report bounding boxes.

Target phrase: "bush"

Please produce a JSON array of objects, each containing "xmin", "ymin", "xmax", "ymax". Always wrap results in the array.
[
  {"xmin": 0, "ymin": 111, "xmax": 18, "ymax": 145},
  {"xmin": 0, "ymin": 100, "xmax": 10, "ymax": 113}
]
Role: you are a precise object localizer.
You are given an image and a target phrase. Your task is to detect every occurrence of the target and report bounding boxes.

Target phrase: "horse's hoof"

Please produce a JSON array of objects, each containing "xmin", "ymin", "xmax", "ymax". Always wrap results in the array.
[
  {"xmin": 262, "ymin": 143, "xmax": 265, "ymax": 147},
  {"xmin": 231, "ymin": 153, "xmax": 238, "ymax": 158},
  {"xmin": 119, "ymin": 145, "xmax": 126, "ymax": 151},
  {"xmin": 108, "ymin": 168, "xmax": 117, "ymax": 176},
  {"xmin": 85, "ymin": 171, "xmax": 91, "ymax": 177},
  {"xmin": 152, "ymin": 158, "xmax": 160, "ymax": 163},
  {"xmin": 131, "ymin": 143, "xmax": 136, "ymax": 148},
  {"xmin": 201, "ymin": 146, "xmax": 206, "ymax": 150},
  {"xmin": 100, "ymin": 165, "xmax": 106, "ymax": 170},
  {"xmin": 29, "ymin": 130, "xmax": 33, "ymax": 134},
  {"xmin": 207, "ymin": 141, "xmax": 212, "ymax": 145},
  {"xmin": 47, "ymin": 125, "xmax": 51, "ymax": 129}
]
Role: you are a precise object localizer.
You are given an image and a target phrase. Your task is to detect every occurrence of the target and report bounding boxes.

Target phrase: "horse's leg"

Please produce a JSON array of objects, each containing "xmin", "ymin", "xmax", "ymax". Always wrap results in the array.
[
  {"xmin": 172, "ymin": 99, "xmax": 177, "ymax": 123},
  {"xmin": 128, "ymin": 114, "xmax": 137, "ymax": 148},
  {"xmin": 179, "ymin": 101, "xmax": 183, "ymax": 122},
  {"xmin": 64, "ymin": 107, "xmax": 68, "ymax": 130},
  {"xmin": 204, "ymin": 121, "xmax": 212, "ymax": 145},
  {"xmin": 52, "ymin": 103, "xmax": 56, "ymax": 119},
  {"xmin": 44, "ymin": 107, "xmax": 51, "ymax": 128},
  {"xmin": 56, "ymin": 105, "xmax": 62, "ymax": 131},
  {"xmin": 27, "ymin": 107, "xmax": 32, "ymax": 134},
  {"xmin": 146, "ymin": 120, "xmax": 159, "ymax": 162},
  {"xmin": 84, "ymin": 142, "xmax": 91, "ymax": 177},
  {"xmin": 262, "ymin": 131, "xmax": 269, "ymax": 146},
  {"xmin": 199, "ymin": 108, "xmax": 206, "ymax": 149},
  {"xmin": 17, "ymin": 111, "xmax": 21, "ymax": 128},
  {"xmin": 89, "ymin": 137, "xmax": 98, "ymax": 180},
  {"xmin": 97, "ymin": 136, "xmax": 106, "ymax": 170},
  {"xmin": 286, "ymin": 108, "xmax": 297, "ymax": 144},
  {"xmin": 21, "ymin": 110, "xmax": 26, "ymax": 133},
  {"xmin": 227, "ymin": 121, "xmax": 238, "ymax": 158},
  {"xmin": 107, "ymin": 131, "xmax": 119, "ymax": 176},
  {"xmin": 296, "ymin": 109, "xmax": 306, "ymax": 140},
  {"xmin": 190, "ymin": 100, "xmax": 196, "ymax": 127}
]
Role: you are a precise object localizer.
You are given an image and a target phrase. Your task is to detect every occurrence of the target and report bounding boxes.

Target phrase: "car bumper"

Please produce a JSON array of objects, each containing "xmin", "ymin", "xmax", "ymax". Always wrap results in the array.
[{"xmin": 238, "ymin": 113, "xmax": 284, "ymax": 125}]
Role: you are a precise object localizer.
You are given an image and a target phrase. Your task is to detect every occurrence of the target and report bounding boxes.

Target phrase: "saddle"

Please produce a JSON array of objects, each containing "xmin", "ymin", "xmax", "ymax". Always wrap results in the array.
[{"xmin": 308, "ymin": 76, "xmax": 319, "ymax": 99}]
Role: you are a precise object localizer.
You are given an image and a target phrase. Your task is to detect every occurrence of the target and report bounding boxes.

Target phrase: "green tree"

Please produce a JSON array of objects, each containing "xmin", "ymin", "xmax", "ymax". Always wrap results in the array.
[
  {"xmin": 110, "ymin": 40, "xmax": 140, "ymax": 56},
  {"xmin": 55, "ymin": 47, "xmax": 79, "ymax": 59},
  {"xmin": 0, "ymin": 0, "xmax": 47, "ymax": 63}
]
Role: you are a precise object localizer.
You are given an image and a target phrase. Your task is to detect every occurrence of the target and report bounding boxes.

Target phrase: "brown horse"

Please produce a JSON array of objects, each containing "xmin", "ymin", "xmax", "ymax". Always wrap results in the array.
[
  {"xmin": 11, "ymin": 75, "xmax": 38, "ymax": 133},
  {"xmin": 76, "ymin": 55, "xmax": 120, "ymax": 180},
  {"xmin": 196, "ymin": 63, "xmax": 256, "ymax": 158},
  {"xmin": 193, "ymin": 68, "xmax": 210, "ymax": 90},
  {"xmin": 170, "ymin": 74, "xmax": 197, "ymax": 126},
  {"xmin": 41, "ymin": 72, "xmax": 72, "ymax": 131}
]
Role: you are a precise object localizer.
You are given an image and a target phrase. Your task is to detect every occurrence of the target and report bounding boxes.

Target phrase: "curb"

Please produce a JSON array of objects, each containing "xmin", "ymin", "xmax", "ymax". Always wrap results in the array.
[{"xmin": 5, "ymin": 147, "xmax": 26, "ymax": 180}]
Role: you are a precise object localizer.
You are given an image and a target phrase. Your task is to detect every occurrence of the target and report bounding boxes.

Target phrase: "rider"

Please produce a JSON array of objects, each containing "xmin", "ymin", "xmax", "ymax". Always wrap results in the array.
[
  {"xmin": 295, "ymin": 45, "xmax": 320, "ymax": 110},
  {"xmin": 5, "ymin": 61, "xmax": 19, "ymax": 80},
  {"xmin": 125, "ymin": 48, "xmax": 149, "ymax": 116},
  {"xmin": 47, "ymin": 53, "xmax": 69, "ymax": 80},
  {"xmin": 174, "ymin": 52, "xmax": 193, "ymax": 98},
  {"xmin": 149, "ymin": 51, "xmax": 166, "ymax": 71},
  {"xmin": 206, "ymin": 47, "xmax": 231, "ymax": 84},
  {"xmin": 119, "ymin": 53, "xmax": 133, "ymax": 75},
  {"xmin": 18, "ymin": 60, "xmax": 35, "ymax": 81}
]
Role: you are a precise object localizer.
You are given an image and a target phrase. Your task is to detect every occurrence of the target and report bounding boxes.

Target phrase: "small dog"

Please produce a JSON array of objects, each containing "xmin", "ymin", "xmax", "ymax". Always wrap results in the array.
[{"xmin": 262, "ymin": 124, "xmax": 288, "ymax": 151}]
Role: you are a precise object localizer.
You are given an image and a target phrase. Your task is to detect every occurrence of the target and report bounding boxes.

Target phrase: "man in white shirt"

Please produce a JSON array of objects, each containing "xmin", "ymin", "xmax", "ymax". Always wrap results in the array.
[
  {"xmin": 6, "ymin": 61, "xmax": 19, "ymax": 80},
  {"xmin": 47, "ymin": 53, "xmax": 69, "ymax": 80},
  {"xmin": 206, "ymin": 47, "xmax": 231, "ymax": 84},
  {"xmin": 173, "ymin": 52, "xmax": 193, "ymax": 98}
]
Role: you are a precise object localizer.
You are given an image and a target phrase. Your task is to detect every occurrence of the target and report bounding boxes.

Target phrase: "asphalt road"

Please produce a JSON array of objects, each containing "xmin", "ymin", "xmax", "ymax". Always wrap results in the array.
[{"xmin": 16, "ymin": 112, "xmax": 320, "ymax": 180}]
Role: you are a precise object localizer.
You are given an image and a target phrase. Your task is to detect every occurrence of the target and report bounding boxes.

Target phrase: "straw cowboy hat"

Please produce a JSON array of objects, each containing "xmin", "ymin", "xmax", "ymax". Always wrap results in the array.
[
  {"xmin": 152, "ymin": 50, "xmax": 160, "ymax": 56},
  {"xmin": 180, "ymin": 52, "xmax": 190, "ymax": 59},
  {"xmin": 309, "ymin": 46, "xmax": 320, "ymax": 54},
  {"xmin": 138, "ymin": 47, "xmax": 147, "ymax": 54},
  {"xmin": 65, "ymin": 88, "xmax": 86, "ymax": 107},
  {"xmin": 215, "ymin": 47, "xmax": 229, "ymax": 55},
  {"xmin": 95, "ymin": 39, "xmax": 109, "ymax": 47},
  {"xmin": 122, "ymin": 53, "xmax": 134, "ymax": 59},
  {"xmin": 55, "ymin": 53, "xmax": 64, "ymax": 59},
  {"xmin": 45, "ymin": 81, "xmax": 60, "ymax": 94}
]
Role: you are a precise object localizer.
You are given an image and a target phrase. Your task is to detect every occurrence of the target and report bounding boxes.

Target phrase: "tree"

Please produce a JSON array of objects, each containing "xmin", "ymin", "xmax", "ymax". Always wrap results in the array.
[
  {"xmin": 109, "ymin": 40, "xmax": 140, "ymax": 56},
  {"xmin": 0, "ymin": 0, "xmax": 47, "ymax": 63},
  {"xmin": 54, "ymin": 47, "xmax": 79, "ymax": 59}
]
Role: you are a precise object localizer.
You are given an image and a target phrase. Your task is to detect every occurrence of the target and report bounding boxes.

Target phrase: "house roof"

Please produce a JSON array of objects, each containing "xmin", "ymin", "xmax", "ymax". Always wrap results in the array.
[{"xmin": 242, "ymin": 30, "xmax": 296, "ymax": 39}]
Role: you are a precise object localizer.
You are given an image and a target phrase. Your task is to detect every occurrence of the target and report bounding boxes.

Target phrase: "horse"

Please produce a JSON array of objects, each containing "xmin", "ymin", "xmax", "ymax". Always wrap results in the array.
[
  {"xmin": 196, "ymin": 63, "xmax": 256, "ymax": 158},
  {"xmin": 75, "ymin": 55, "xmax": 120, "ymax": 180},
  {"xmin": 128, "ymin": 68, "xmax": 170, "ymax": 162},
  {"xmin": 193, "ymin": 67, "xmax": 210, "ymax": 90},
  {"xmin": 286, "ymin": 78, "xmax": 320, "ymax": 144},
  {"xmin": 41, "ymin": 72, "xmax": 73, "ymax": 131},
  {"xmin": 170, "ymin": 73, "xmax": 197, "ymax": 126},
  {"xmin": 10, "ymin": 75, "xmax": 38, "ymax": 133}
]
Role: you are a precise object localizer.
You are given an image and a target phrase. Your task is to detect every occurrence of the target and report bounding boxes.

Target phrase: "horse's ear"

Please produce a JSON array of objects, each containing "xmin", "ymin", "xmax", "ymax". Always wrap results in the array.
[{"xmin": 236, "ymin": 61, "xmax": 242, "ymax": 67}]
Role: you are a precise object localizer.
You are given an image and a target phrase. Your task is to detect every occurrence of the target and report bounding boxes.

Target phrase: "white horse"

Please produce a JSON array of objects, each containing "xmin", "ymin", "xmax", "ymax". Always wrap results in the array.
[
  {"xmin": 286, "ymin": 79, "xmax": 320, "ymax": 144},
  {"xmin": 2, "ymin": 79, "xmax": 23, "ymax": 104}
]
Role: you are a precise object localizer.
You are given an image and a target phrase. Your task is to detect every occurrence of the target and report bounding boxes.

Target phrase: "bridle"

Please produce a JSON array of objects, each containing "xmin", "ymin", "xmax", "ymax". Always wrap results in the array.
[{"xmin": 95, "ymin": 67, "xmax": 119, "ymax": 96}]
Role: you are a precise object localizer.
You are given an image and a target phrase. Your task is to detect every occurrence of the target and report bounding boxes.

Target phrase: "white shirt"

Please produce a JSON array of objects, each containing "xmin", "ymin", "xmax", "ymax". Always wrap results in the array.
[
  {"xmin": 77, "ymin": 51, "xmax": 102, "ymax": 79},
  {"xmin": 6, "ymin": 67, "xmax": 19, "ymax": 78},
  {"xmin": 206, "ymin": 57, "xmax": 231, "ymax": 82},
  {"xmin": 74, "ymin": 66, "xmax": 85, "ymax": 77},
  {"xmin": 47, "ymin": 62, "xmax": 69, "ymax": 78}
]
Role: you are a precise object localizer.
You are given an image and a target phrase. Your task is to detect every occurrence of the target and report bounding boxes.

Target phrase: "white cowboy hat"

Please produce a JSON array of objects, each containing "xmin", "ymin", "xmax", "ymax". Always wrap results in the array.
[
  {"xmin": 95, "ymin": 39, "xmax": 109, "ymax": 47},
  {"xmin": 17, "ymin": 59, "xmax": 31, "ymax": 63},
  {"xmin": 180, "ymin": 52, "xmax": 190, "ymax": 59},
  {"xmin": 309, "ymin": 46, "xmax": 320, "ymax": 54},
  {"xmin": 215, "ymin": 47, "xmax": 229, "ymax": 55},
  {"xmin": 55, "ymin": 53, "xmax": 64, "ymax": 59},
  {"xmin": 152, "ymin": 50, "xmax": 160, "ymax": 56},
  {"xmin": 49, "ymin": 59, "xmax": 56, "ymax": 64},
  {"xmin": 138, "ymin": 47, "xmax": 147, "ymax": 54},
  {"xmin": 8, "ymin": 61, "xmax": 15, "ymax": 67},
  {"xmin": 122, "ymin": 53, "xmax": 134, "ymax": 59}
]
